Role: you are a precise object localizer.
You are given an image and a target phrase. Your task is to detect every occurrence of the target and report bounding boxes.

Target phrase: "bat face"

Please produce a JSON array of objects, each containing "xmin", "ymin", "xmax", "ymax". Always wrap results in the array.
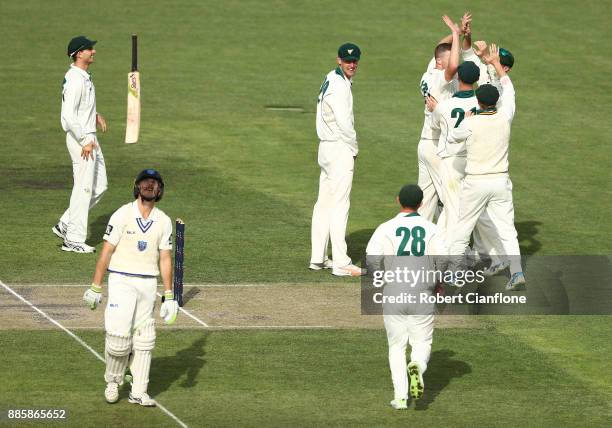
[{"xmin": 125, "ymin": 71, "xmax": 140, "ymax": 144}]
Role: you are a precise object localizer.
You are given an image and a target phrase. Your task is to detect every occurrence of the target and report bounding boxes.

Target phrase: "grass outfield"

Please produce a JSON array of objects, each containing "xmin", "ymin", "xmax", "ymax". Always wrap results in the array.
[
  {"xmin": 2, "ymin": 322, "xmax": 611, "ymax": 427},
  {"xmin": 0, "ymin": 0, "xmax": 610, "ymax": 283},
  {"xmin": 0, "ymin": 1, "xmax": 610, "ymax": 427}
]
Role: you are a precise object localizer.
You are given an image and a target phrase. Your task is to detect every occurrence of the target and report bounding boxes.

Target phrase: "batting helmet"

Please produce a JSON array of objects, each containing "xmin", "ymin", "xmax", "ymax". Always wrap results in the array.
[{"xmin": 133, "ymin": 169, "xmax": 164, "ymax": 202}]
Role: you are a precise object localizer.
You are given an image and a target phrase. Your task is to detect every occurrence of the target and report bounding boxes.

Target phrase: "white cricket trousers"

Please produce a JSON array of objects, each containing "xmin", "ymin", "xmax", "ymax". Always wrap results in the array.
[
  {"xmin": 310, "ymin": 141, "xmax": 354, "ymax": 268},
  {"xmin": 59, "ymin": 133, "xmax": 107, "ymax": 242},
  {"xmin": 449, "ymin": 174, "xmax": 522, "ymax": 273},
  {"xmin": 417, "ymin": 139, "xmax": 442, "ymax": 221},
  {"xmin": 105, "ymin": 273, "xmax": 157, "ymax": 336},
  {"xmin": 384, "ymin": 314, "xmax": 434, "ymax": 400},
  {"xmin": 438, "ymin": 157, "xmax": 503, "ymax": 264}
]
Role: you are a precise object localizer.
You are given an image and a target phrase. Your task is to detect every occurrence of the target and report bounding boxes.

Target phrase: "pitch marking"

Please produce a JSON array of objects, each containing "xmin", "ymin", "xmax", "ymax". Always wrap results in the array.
[{"xmin": 0, "ymin": 279, "xmax": 189, "ymax": 428}]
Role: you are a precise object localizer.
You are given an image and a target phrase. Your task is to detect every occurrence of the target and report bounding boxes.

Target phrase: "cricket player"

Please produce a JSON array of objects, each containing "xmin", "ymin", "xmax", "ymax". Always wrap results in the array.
[
  {"xmin": 427, "ymin": 62, "xmax": 503, "ymax": 266},
  {"xmin": 310, "ymin": 43, "xmax": 365, "ymax": 277},
  {"xmin": 83, "ymin": 169, "xmax": 179, "ymax": 406},
  {"xmin": 366, "ymin": 184, "xmax": 439, "ymax": 409},
  {"xmin": 447, "ymin": 45, "xmax": 525, "ymax": 290},
  {"xmin": 53, "ymin": 36, "xmax": 108, "ymax": 253},
  {"xmin": 417, "ymin": 15, "xmax": 462, "ymax": 221}
]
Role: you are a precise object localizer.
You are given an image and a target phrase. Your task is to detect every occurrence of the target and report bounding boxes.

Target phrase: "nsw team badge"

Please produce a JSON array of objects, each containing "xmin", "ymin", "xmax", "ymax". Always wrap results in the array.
[{"xmin": 137, "ymin": 240, "xmax": 148, "ymax": 251}]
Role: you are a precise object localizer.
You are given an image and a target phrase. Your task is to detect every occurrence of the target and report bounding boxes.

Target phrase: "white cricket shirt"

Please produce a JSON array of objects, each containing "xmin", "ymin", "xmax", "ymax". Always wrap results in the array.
[
  {"xmin": 104, "ymin": 201, "xmax": 173, "ymax": 277},
  {"xmin": 61, "ymin": 65, "xmax": 97, "ymax": 145},
  {"xmin": 419, "ymin": 58, "xmax": 458, "ymax": 140},
  {"xmin": 316, "ymin": 67, "xmax": 358, "ymax": 156},
  {"xmin": 431, "ymin": 91, "xmax": 479, "ymax": 157},
  {"xmin": 448, "ymin": 76, "xmax": 516, "ymax": 176}
]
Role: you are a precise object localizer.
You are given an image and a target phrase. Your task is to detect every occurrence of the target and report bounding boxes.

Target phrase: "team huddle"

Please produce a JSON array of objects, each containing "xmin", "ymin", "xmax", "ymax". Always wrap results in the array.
[{"xmin": 310, "ymin": 12, "xmax": 526, "ymax": 409}]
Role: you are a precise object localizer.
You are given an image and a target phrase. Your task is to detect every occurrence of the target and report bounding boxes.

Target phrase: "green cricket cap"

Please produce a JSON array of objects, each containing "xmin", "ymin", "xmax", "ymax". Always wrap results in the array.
[
  {"xmin": 67, "ymin": 36, "xmax": 96, "ymax": 57},
  {"xmin": 458, "ymin": 61, "xmax": 480, "ymax": 84},
  {"xmin": 338, "ymin": 43, "xmax": 361, "ymax": 61},
  {"xmin": 476, "ymin": 84, "xmax": 499, "ymax": 107},
  {"xmin": 499, "ymin": 48, "xmax": 514, "ymax": 68},
  {"xmin": 398, "ymin": 184, "xmax": 423, "ymax": 208}
]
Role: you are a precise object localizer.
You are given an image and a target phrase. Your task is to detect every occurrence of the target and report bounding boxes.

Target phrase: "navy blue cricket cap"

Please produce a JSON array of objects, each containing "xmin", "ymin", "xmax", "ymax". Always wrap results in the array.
[
  {"xmin": 67, "ymin": 36, "xmax": 96, "ymax": 57},
  {"xmin": 398, "ymin": 184, "xmax": 423, "ymax": 208},
  {"xmin": 338, "ymin": 43, "xmax": 361, "ymax": 61}
]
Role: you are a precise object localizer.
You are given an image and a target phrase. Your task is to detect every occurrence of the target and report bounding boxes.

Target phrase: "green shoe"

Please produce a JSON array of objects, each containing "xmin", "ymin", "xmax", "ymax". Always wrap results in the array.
[
  {"xmin": 408, "ymin": 362, "xmax": 424, "ymax": 399},
  {"xmin": 390, "ymin": 399, "xmax": 408, "ymax": 410}
]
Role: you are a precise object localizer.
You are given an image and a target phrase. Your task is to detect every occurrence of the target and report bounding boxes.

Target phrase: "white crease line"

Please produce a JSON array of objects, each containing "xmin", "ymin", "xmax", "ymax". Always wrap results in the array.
[
  {"xmin": 0, "ymin": 279, "xmax": 188, "ymax": 428},
  {"xmin": 156, "ymin": 292, "xmax": 209, "ymax": 328}
]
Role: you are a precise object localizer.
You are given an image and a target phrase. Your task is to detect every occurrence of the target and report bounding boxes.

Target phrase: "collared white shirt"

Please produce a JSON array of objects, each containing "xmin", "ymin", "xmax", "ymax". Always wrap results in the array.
[
  {"xmin": 61, "ymin": 64, "xmax": 97, "ymax": 144},
  {"xmin": 316, "ymin": 66, "xmax": 358, "ymax": 155},
  {"xmin": 105, "ymin": 201, "xmax": 173, "ymax": 277}
]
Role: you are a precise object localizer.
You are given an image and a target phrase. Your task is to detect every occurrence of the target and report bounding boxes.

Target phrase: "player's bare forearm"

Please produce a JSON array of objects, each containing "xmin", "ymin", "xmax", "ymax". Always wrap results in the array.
[
  {"xmin": 96, "ymin": 113, "xmax": 107, "ymax": 133},
  {"xmin": 92, "ymin": 241, "xmax": 115, "ymax": 286},
  {"xmin": 446, "ymin": 31, "xmax": 460, "ymax": 81},
  {"xmin": 159, "ymin": 250, "xmax": 172, "ymax": 292}
]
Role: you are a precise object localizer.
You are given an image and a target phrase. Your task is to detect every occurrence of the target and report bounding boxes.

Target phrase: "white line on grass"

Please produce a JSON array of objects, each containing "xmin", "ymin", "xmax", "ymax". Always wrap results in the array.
[{"xmin": 0, "ymin": 279, "xmax": 189, "ymax": 428}]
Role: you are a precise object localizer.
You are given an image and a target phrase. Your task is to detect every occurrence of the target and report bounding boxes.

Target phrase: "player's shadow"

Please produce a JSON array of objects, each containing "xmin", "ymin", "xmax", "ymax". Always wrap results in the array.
[
  {"xmin": 515, "ymin": 221, "xmax": 542, "ymax": 255},
  {"xmin": 415, "ymin": 349, "xmax": 471, "ymax": 410},
  {"xmin": 88, "ymin": 210, "xmax": 114, "ymax": 246},
  {"xmin": 149, "ymin": 333, "xmax": 209, "ymax": 395},
  {"xmin": 347, "ymin": 228, "xmax": 376, "ymax": 263}
]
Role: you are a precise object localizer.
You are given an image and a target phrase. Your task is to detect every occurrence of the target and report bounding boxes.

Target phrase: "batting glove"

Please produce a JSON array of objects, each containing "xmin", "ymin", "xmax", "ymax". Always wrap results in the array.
[
  {"xmin": 160, "ymin": 290, "xmax": 179, "ymax": 325},
  {"xmin": 83, "ymin": 284, "xmax": 103, "ymax": 310}
]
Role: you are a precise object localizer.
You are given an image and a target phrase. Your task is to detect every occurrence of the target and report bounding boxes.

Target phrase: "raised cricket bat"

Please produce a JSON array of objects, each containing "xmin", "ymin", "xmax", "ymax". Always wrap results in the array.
[{"xmin": 125, "ymin": 34, "xmax": 140, "ymax": 144}]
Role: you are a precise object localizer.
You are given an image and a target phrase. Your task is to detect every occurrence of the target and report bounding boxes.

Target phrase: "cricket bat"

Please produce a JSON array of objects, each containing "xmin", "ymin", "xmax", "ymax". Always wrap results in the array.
[
  {"xmin": 125, "ymin": 34, "xmax": 140, "ymax": 144},
  {"xmin": 173, "ymin": 219, "xmax": 185, "ymax": 307}
]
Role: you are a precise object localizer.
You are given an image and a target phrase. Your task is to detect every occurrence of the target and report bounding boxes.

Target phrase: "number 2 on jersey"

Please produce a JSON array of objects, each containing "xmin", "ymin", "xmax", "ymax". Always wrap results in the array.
[
  {"xmin": 396, "ymin": 226, "xmax": 426, "ymax": 256},
  {"xmin": 451, "ymin": 107, "xmax": 477, "ymax": 128}
]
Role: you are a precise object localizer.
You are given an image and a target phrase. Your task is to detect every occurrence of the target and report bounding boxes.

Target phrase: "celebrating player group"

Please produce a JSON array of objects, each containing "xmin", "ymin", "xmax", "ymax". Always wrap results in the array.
[{"xmin": 309, "ymin": 11, "xmax": 526, "ymax": 410}]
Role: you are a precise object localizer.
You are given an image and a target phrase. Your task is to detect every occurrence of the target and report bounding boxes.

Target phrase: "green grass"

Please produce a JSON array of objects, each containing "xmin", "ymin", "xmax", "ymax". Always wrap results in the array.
[
  {"xmin": 0, "ymin": 0, "xmax": 610, "ymax": 283},
  {"xmin": 1, "ymin": 323, "xmax": 610, "ymax": 427},
  {"xmin": 0, "ymin": 1, "xmax": 610, "ymax": 427}
]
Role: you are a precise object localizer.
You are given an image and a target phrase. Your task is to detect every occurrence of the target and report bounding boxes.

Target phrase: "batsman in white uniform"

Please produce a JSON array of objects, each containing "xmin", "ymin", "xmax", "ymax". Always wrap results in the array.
[
  {"xmin": 417, "ymin": 15, "xmax": 462, "ymax": 221},
  {"xmin": 83, "ymin": 169, "xmax": 179, "ymax": 406},
  {"xmin": 310, "ymin": 43, "xmax": 365, "ymax": 277},
  {"xmin": 53, "ymin": 36, "xmax": 108, "ymax": 253},
  {"xmin": 447, "ymin": 45, "xmax": 525, "ymax": 291},
  {"xmin": 366, "ymin": 185, "xmax": 439, "ymax": 409}
]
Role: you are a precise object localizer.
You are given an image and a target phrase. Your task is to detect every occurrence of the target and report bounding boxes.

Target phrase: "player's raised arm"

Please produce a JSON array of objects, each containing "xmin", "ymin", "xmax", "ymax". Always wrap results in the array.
[
  {"xmin": 442, "ymin": 15, "xmax": 461, "ymax": 82},
  {"xmin": 484, "ymin": 44, "xmax": 516, "ymax": 121},
  {"xmin": 461, "ymin": 12, "xmax": 472, "ymax": 51}
]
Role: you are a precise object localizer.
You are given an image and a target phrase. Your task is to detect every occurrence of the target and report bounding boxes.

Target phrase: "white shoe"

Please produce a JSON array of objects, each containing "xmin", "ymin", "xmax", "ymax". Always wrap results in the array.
[
  {"xmin": 61, "ymin": 240, "xmax": 95, "ymax": 253},
  {"xmin": 390, "ymin": 398, "xmax": 408, "ymax": 410},
  {"xmin": 332, "ymin": 264, "xmax": 367, "ymax": 277},
  {"xmin": 309, "ymin": 259, "xmax": 333, "ymax": 270},
  {"xmin": 506, "ymin": 272, "xmax": 526, "ymax": 291},
  {"xmin": 483, "ymin": 261, "xmax": 510, "ymax": 277},
  {"xmin": 128, "ymin": 392, "xmax": 156, "ymax": 407},
  {"xmin": 104, "ymin": 382, "xmax": 119, "ymax": 404},
  {"xmin": 52, "ymin": 223, "xmax": 66, "ymax": 240}
]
